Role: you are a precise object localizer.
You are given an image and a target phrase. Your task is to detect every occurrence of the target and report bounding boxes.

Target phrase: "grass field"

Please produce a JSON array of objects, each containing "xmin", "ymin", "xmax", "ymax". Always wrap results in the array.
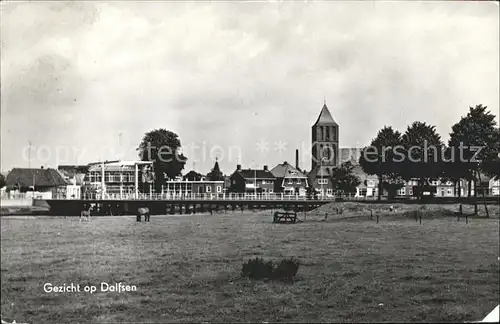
[{"xmin": 1, "ymin": 204, "xmax": 499, "ymax": 323}]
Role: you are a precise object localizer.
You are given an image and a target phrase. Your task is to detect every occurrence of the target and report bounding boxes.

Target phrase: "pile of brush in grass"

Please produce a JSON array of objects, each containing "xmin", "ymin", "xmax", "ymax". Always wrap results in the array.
[{"xmin": 241, "ymin": 257, "xmax": 299, "ymax": 282}]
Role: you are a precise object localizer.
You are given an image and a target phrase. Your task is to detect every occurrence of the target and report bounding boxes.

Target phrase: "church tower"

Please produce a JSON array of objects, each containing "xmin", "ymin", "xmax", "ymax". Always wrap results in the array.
[{"xmin": 311, "ymin": 101, "xmax": 339, "ymax": 172}]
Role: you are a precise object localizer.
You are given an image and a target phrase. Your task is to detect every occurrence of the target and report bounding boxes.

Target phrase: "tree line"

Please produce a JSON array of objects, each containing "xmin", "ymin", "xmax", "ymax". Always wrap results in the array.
[{"xmin": 357, "ymin": 104, "xmax": 499, "ymax": 200}]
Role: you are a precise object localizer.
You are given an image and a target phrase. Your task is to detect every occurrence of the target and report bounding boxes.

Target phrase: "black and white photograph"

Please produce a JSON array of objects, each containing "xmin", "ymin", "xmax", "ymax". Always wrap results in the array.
[{"xmin": 1, "ymin": 1, "xmax": 499, "ymax": 323}]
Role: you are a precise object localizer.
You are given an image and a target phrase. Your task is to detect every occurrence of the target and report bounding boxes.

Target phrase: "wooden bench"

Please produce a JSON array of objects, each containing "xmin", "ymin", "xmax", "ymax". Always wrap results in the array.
[{"xmin": 273, "ymin": 211, "xmax": 297, "ymax": 224}]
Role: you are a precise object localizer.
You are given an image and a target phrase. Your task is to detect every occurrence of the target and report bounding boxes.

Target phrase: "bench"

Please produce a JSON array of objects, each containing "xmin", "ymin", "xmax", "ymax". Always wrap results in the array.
[{"xmin": 273, "ymin": 211, "xmax": 297, "ymax": 224}]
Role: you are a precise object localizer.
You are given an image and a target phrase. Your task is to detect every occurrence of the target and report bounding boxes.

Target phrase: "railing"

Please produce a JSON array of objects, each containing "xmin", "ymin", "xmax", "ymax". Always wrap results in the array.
[
  {"xmin": 50, "ymin": 192, "xmax": 380, "ymax": 201},
  {"xmin": 1, "ymin": 192, "xmax": 46, "ymax": 200}
]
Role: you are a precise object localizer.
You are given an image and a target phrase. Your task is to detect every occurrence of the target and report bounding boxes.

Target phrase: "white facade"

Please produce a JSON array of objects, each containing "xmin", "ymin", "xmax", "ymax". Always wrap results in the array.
[
  {"xmin": 490, "ymin": 178, "xmax": 500, "ymax": 196},
  {"xmin": 86, "ymin": 160, "xmax": 153, "ymax": 198},
  {"xmin": 66, "ymin": 185, "xmax": 81, "ymax": 199}
]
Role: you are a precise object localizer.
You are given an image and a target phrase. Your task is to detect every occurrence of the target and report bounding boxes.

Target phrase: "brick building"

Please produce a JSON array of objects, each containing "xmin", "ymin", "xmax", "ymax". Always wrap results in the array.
[
  {"xmin": 309, "ymin": 101, "xmax": 339, "ymax": 196},
  {"xmin": 229, "ymin": 165, "xmax": 276, "ymax": 194},
  {"xmin": 270, "ymin": 161, "xmax": 309, "ymax": 195}
]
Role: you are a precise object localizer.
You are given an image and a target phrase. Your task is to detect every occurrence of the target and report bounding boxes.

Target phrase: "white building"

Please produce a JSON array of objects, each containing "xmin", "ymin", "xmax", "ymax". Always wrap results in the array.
[{"xmin": 85, "ymin": 160, "xmax": 153, "ymax": 198}]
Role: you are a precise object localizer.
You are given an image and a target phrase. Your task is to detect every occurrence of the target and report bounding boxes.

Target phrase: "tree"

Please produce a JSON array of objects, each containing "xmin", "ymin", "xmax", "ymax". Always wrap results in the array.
[
  {"xmin": 359, "ymin": 126, "xmax": 403, "ymax": 200},
  {"xmin": 448, "ymin": 105, "xmax": 499, "ymax": 215},
  {"xmin": 480, "ymin": 128, "xmax": 500, "ymax": 180},
  {"xmin": 330, "ymin": 161, "xmax": 361, "ymax": 195},
  {"xmin": 0, "ymin": 173, "xmax": 5, "ymax": 189},
  {"xmin": 448, "ymin": 105, "xmax": 497, "ymax": 197},
  {"xmin": 137, "ymin": 129, "xmax": 187, "ymax": 192},
  {"xmin": 382, "ymin": 182, "xmax": 405, "ymax": 200},
  {"xmin": 400, "ymin": 121, "xmax": 444, "ymax": 199},
  {"xmin": 206, "ymin": 159, "xmax": 224, "ymax": 181}
]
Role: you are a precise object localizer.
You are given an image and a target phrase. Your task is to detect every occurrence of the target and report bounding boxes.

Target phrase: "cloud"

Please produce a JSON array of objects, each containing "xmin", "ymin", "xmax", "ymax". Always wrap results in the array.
[{"xmin": 1, "ymin": 1, "xmax": 498, "ymax": 174}]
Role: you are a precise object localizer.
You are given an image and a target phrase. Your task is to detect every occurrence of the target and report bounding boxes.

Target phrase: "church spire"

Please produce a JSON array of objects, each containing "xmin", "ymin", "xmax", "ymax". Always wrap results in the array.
[{"xmin": 313, "ymin": 101, "xmax": 337, "ymax": 126}]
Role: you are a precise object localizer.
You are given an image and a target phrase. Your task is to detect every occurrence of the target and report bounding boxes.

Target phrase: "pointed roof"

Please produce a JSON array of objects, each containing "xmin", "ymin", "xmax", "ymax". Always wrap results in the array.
[
  {"xmin": 270, "ymin": 161, "xmax": 307, "ymax": 178},
  {"xmin": 313, "ymin": 102, "xmax": 338, "ymax": 126}
]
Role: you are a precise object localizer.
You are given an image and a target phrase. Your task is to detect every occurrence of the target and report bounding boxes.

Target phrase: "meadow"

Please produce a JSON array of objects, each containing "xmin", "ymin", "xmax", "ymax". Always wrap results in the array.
[{"xmin": 1, "ymin": 203, "xmax": 499, "ymax": 323}]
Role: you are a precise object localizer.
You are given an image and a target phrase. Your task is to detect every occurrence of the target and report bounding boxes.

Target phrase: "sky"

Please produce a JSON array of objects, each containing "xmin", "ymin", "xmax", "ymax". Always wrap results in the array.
[{"xmin": 1, "ymin": 1, "xmax": 499, "ymax": 175}]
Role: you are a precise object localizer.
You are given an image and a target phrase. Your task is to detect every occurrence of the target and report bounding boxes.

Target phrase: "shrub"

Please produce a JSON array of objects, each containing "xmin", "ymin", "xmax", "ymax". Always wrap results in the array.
[
  {"xmin": 241, "ymin": 257, "xmax": 300, "ymax": 282},
  {"xmin": 273, "ymin": 258, "xmax": 300, "ymax": 282},
  {"xmin": 241, "ymin": 257, "xmax": 275, "ymax": 280}
]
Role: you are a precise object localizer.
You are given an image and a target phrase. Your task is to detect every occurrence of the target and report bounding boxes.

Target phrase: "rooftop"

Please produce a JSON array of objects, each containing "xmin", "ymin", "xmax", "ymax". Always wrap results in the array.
[
  {"xmin": 313, "ymin": 103, "xmax": 338, "ymax": 126},
  {"xmin": 236, "ymin": 169, "xmax": 276, "ymax": 180},
  {"xmin": 270, "ymin": 161, "xmax": 307, "ymax": 178},
  {"xmin": 5, "ymin": 168, "xmax": 68, "ymax": 188}
]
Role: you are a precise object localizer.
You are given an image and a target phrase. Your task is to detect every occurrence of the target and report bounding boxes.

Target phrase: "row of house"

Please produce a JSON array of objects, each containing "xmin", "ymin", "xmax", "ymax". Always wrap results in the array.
[
  {"xmin": 2, "ymin": 102, "xmax": 499, "ymax": 199},
  {"xmin": 2, "ymin": 156, "xmax": 499, "ymax": 200}
]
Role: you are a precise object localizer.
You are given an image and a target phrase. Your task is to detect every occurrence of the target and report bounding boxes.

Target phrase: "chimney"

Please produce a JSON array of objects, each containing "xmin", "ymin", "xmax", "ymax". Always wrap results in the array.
[
  {"xmin": 236, "ymin": 164, "xmax": 241, "ymax": 171},
  {"xmin": 295, "ymin": 149, "xmax": 299, "ymax": 170},
  {"xmin": 263, "ymin": 165, "xmax": 268, "ymax": 171}
]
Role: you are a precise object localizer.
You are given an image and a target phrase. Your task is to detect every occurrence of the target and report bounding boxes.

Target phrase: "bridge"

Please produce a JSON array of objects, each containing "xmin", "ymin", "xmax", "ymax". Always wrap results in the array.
[
  {"xmin": 37, "ymin": 193, "xmax": 498, "ymax": 216},
  {"xmin": 39, "ymin": 193, "xmax": 347, "ymax": 216}
]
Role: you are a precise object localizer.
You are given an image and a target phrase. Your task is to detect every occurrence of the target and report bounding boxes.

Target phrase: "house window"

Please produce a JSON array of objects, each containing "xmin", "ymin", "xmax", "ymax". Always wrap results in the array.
[
  {"xmin": 409, "ymin": 188, "xmax": 413, "ymax": 196},
  {"xmin": 399, "ymin": 187, "xmax": 406, "ymax": 196},
  {"xmin": 317, "ymin": 179, "xmax": 327, "ymax": 185},
  {"xmin": 206, "ymin": 186, "xmax": 211, "ymax": 193},
  {"xmin": 447, "ymin": 189, "xmax": 452, "ymax": 195},
  {"xmin": 217, "ymin": 186, "xmax": 222, "ymax": 193},
  {"xmin": 359, "ymin": 188, "xmax": 367, "ymax": 196},
  {"xmin": 297, "ymin": 179, "xmax": 302, "ymax": 184},
  {"xmin": 287, "ymin": 178, "xmax": 293, "ymax": 184},
  {"xmin": 326, "ymin": 188, "xmax": 332, "ymax": 195},
  {"xmin": 269, "ymin": 189, "xmax": 273, "ymax": 193}
]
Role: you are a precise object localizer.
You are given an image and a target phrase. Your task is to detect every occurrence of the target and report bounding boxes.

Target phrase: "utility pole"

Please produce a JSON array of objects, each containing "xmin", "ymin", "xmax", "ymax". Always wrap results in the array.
[
  {"xmin": 251, "ymin": 160, "xmax": 257, "ymax": 197},
  {"xmin": 28, "ymin": 140, "xmax": 31, "ymax": 169},
  {"xmin": 28, "ymin": 141, "xmax": 35, "ymax": 191}
]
